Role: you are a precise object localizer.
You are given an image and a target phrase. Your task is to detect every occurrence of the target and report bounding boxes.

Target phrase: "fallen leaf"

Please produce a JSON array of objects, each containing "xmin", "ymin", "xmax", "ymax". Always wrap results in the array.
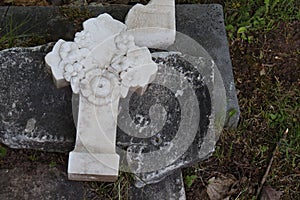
[
  {"xmin": 260, "ymin": 186, "xmax": 283, "ymax": 200},
  {"xmin": 260, "ymin": 68, "xmax": 266, "ymax": 76},
  {"xmin": 206, "ymin": 175, "xmax": 236, "ymax": 200}
]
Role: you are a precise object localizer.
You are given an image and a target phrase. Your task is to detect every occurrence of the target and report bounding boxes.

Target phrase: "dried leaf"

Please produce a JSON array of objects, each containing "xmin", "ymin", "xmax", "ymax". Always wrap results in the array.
[
  {"xmin": 260, "ymin": 68, "xmax": 266, "ymax": 76},
  {"xmin": 260, "ymin": 186, "xmax": 283, "ymax": 200},
  {"xmin": 206, "ymin": 175, "xmax": 236, "ymax": 200}
]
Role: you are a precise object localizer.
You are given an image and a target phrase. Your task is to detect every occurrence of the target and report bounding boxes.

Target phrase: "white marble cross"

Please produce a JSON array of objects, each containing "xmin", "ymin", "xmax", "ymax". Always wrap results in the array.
[{"xmin": 45, "ymin": 0, "xmax": 175, "ymax": 182}]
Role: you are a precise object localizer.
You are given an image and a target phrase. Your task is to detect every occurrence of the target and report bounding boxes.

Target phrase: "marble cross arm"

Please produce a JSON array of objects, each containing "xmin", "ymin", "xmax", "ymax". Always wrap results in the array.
[{"xmin": 125, "ymin": 0, "xmax": 176, "ymax": 49}]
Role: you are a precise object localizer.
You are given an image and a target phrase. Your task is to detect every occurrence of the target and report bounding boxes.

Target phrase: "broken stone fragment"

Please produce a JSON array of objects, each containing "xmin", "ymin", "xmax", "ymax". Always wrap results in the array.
[{"xmin": 125, "ymin": 0, "xmax": 176, "ymax": 49}]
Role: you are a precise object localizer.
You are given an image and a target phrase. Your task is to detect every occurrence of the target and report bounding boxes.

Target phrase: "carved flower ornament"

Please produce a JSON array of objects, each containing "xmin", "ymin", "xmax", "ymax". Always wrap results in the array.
[{"xmin": 45, "ymin": 14, "xmax": 158, "ymax": 106}]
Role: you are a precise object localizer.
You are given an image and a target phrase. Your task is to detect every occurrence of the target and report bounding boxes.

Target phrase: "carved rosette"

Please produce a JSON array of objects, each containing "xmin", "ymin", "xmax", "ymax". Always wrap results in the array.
[
  {"xmin": 80, "ymin": 69, "xmax": 120, "ymax": 106},
  {"xmin": 45, "ymin": 14, "xmax": 158, "ymax": 106}
]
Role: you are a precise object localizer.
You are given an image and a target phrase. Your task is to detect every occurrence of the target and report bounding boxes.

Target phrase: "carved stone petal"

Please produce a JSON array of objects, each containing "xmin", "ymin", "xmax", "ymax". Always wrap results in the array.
[
  {"xmin": 45, "ymin": 39, "xmax": 69, "ymax": 88},
  {"xmin": 119, "ymin": 47, "xmax": 157, "ymax": 97},
  {"xmin": 127, "ymin": 47, "xmax": 155, "ymax": 66},
  {"xmin": 121, "ymin": 63, "xmax": 157, "ymax": 87},
  {"xmin": 78, "ymin": 14, "xmax": 127, "ymax": 50},
  {"xmin": 88, "ymin": 37, "xmax": 117, "ymax": 70},
  {"xmin": 70, "ymin": 77, "xmax": 80, "ymax": 94}
]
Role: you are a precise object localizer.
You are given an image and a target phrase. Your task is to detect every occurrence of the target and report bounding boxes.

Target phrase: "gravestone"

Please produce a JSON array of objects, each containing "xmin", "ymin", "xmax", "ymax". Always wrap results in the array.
[{"xmin": 0, "ymin": 3, "xmax": 239, "ymax": 200}]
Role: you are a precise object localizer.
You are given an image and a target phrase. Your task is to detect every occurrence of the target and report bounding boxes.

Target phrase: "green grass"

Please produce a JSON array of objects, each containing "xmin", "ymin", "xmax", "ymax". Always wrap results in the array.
[
  {"xmin": 225, "ymin": 0, "xmax": 300, "ymax": 41},
  {"xmin": 185, "ymin": 175, "xmax": 198, "ymax": 188},
  {"xmin": 185, "ymin": 0, "xmax": 300, "ymax": 41},
  {"xmin": 87, "ymin": 172, "xmax": 132, "ymax": 200},
  {"xmin": 49, "ymin": 161, "xmax": 57, "ymax": 167}
]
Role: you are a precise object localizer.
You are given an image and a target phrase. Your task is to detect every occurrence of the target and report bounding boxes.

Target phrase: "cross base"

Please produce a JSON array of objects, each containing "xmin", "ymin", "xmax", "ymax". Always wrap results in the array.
[{"xmin": 68, "ymin": 152, "xmax": 119, "ymax": 182}]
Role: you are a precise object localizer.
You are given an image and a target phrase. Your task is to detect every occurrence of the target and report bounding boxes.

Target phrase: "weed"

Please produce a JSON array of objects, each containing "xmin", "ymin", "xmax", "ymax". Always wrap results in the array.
[
  {"xmin": 185, "ymin": 175, "xmax": 198, "ymax": 188},
  {"xmin": 0, "ymin": 13, "xmax": 49, "ymax": 50},
  {"xmin": 28, "ymin": 153, "xmax": 38, "ymax": 161},
  {"xmin": 87, "ymin": 172, "xmax": 132, "ymax": 199},
  {"xmin": 225, "ymin": 0, "xmax": 300, "ymax": 41},
  {"xmin": 0, "ymin": 145, "xmax": 7, "ymax": 159},
  {"xmin": 0, "ymin": 14, "xmax": 32, "ymax": 49},
  {"xmin": 213, "ymin": 145, "xmax": 224, "ymax": 162},
  {"xmin": 49, "ymin": 161, "xmax": 57, "ymax": 167}
]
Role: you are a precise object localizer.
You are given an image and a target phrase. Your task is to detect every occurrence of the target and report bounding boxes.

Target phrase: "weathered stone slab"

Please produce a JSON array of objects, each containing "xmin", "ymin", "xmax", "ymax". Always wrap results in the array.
[{"xmin": 0, "ymin": 44, "xmax": 75, "ymax": 152}]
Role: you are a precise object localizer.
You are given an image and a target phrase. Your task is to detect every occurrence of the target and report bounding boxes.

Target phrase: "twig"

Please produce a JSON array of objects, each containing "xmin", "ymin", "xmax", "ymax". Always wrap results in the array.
[{"xmin": 256, "ymin": 128, "xmax": 289, "ymax": 199}]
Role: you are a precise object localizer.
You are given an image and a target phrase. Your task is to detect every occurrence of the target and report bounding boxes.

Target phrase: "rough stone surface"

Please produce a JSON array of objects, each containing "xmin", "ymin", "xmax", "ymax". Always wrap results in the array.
[
  {"xmin": 129, "ymin": 170, "xmax": 186, "ymax": 200},
  {"xmin": 0, "ymin": 44, "xmax": 75, "ymax": 152}
]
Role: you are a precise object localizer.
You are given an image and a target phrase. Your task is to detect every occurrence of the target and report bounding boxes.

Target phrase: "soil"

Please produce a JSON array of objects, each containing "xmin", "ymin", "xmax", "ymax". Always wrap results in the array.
[{"xmin": 0, "ymin": 0, "xmax": 299, "ymax": 200}]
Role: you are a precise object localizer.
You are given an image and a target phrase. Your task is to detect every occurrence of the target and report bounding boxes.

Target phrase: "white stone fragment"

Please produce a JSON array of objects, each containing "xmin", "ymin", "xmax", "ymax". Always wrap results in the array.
[
  {"xmin": 45, "ymin": 13, "xmax": 158, "ymax": 182},
  {"xmin": 125, "ymin": 0, "xmax": 176, "ymax": 49}
]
